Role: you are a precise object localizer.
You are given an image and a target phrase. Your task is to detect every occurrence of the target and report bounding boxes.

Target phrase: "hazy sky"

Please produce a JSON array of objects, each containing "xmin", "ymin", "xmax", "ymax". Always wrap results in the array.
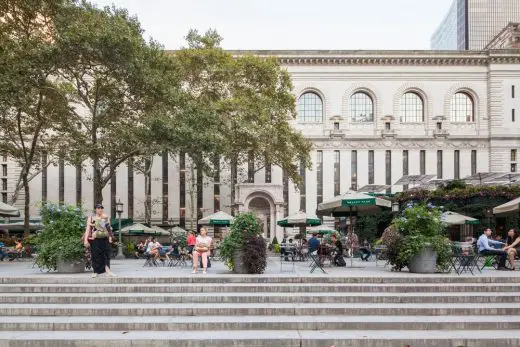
[{"xmin": 89, "ymin": 0, "xmax": 454, "ymax": 50}]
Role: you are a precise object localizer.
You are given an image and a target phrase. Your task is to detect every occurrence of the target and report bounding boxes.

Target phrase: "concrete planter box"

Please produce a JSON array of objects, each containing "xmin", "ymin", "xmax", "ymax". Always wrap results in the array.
[
  {"xmin": 232, "ymin": 250, "xmax": 248, "ymax": 274},
  {"xmin": 56, "ymin": 259, "xmax": 85, "ymax": 273},
  {"xmin": 408, "ymin": 246, "xmax": 437, "ymax": 274}
]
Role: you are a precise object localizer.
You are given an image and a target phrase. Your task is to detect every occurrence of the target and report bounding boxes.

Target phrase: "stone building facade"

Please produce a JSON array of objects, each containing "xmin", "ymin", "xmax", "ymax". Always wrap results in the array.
[{"xmin": 2, "ymin": 49, "xmax": 520, "ymax": 241}]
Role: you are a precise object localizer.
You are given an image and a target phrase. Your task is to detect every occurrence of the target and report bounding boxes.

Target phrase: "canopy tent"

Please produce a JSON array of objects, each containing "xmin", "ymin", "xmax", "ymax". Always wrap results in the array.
[
  {"xmin": 493, "ymin": 197, "xmax": 520, "ymax": 216},
  {"xmin": 118, "ymin": 223, "xmax": 155, "ymax": 235},
  {"xmin": 150, "ymin": 225, "xmax": 170, "ymax": 236},
  {"xmin": 317, "ymin": 191, "xmax": 392, "ymax": 219},
  {"xmin": 0, "ymin": 202, "xmax": 20, "ymax": 218},
  {"xmin": 308, "ymin": 227, "xmax": 336, "ymax": 235},
  {"xmin": 198, "ymin": 211, "xmax": 234, "ymax": 226},
  {"xmin": 0, "ymin": 222, "xmax": 42, "ymax": 232},
  {"xmin": 110, "ymin": 218, "xmax": 133, "ymax": 231},
  {"xmin": 170, "ymin": 226, "xmax": 188, "ymax": 234},
  {"xmin": 277, "ymin": 211, "xmax": 321, "ymax": 228},
  {"xmin": 442, "ymin": 211, "xmax": 480, "ymax": 225}
]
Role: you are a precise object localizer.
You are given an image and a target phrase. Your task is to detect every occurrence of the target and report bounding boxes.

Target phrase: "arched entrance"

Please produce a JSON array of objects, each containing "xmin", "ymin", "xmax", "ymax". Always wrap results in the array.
[{"xmin": 248, "ymin": 197, "xmax": 272, "ymax": 238}]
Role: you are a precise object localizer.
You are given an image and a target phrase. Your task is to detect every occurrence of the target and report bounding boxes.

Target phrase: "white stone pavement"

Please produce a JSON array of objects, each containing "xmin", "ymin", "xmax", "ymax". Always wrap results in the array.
[{"xmin": 1, "ymin": 256, "xmax": 520, "ymax": 278}]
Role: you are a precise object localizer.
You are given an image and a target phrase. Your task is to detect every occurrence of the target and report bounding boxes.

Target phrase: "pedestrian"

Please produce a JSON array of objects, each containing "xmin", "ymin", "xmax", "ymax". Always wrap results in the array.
[
  {"xmin": 192, "ymin": 227, "xmax": 212, "ymax": 274},
  {"xmin": 186, "ymin": 231, "xmax": 196, "ymax": 259},
  {"xmin": 83, "ymin": 203, "xmax": 115, "ymax": 278}
]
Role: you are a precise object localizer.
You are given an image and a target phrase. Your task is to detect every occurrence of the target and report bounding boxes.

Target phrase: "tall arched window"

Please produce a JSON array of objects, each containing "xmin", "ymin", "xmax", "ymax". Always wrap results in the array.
[
  {"xmin": 451, "ymin": 92, "xmax": 474, "ymax": 122},
  {"xmin": 298, "ymin": 92, "xmax": 323, "ymax": 123},
  {"xmin": 400, "ymin": 92, "xmax": 424, "ymax": 123},
  {"xmin": 349, "ymin": 92, "xmax": 374, "ymax": 122}
]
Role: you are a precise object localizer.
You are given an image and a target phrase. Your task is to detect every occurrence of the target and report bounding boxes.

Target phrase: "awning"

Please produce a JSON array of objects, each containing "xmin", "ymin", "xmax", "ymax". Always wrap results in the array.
[
  {"xmin": 442, "ymin": 211, "xmax": 480, "ymax": 225},
  {"xmin": 0, "ymin": 202, "xmax": 20, "ymax": 218},
  {"xmin": 199, "ymin": 211, "xmax": 234, "ymax": 226},
  {"xmin": 493, "ymin": 197, "xmax": 520, "ymax": 216},
  {"xmin": 277, "ymin": 211, "xmax": 322, "ymax": 227}
]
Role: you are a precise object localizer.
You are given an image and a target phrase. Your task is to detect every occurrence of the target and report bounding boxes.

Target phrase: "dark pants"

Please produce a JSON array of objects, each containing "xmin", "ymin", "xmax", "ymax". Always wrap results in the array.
[
  {"xmin": 91, "ymin": 238, "xmax": 111, "ymax": 274},
  {"xmin": 360, "ymin": 248, "xmax": 371, "ymax": 261},
  {"xmin": 480, "ymin": 249, "xmax": 507, "ymax": 268},
  {"xmin": 0, "ymin": 250, "xmax": 7, "ymax": 261}
]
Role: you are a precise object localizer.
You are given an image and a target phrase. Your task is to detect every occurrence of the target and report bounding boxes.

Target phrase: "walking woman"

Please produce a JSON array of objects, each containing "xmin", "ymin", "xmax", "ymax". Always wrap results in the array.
[
  {"xmin": 192, "ymin": 227, "xmax": 212, "ymax": 274},
  {"xmin": 83, "ymin": 204, "xmax": 115, "ymax": 278}
]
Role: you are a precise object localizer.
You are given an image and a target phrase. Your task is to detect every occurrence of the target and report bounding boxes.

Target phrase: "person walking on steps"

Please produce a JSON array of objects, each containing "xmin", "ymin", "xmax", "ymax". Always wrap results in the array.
[{"xmin": 83, "ymin": 203, "xmax": 115, "ymax": 278}]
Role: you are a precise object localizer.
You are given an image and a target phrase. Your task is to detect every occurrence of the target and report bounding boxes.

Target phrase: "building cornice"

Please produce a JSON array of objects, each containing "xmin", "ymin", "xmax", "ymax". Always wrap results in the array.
[{"xmin": 224, "ymin": 49, "xmax": 520, "ymax": 66}]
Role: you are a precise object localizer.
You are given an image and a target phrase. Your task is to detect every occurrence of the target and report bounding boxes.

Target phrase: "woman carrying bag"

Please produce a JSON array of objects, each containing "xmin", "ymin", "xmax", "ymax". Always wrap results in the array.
[{"xmin": 83, "ymin": 204, "xmax": 115, "ymax": 278}]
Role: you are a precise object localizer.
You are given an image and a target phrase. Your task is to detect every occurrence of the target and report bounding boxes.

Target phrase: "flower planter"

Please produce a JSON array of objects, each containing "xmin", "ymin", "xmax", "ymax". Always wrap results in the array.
[
  {"xmin": 232, "ymin": 250, "xmax": 247, "ymax": 274},
  {"xmin": 56, "ymin": 259, "xmax": 85, "ymax": 273},
  {"xmin": 408, "ymin": 246, "xmax": 437, "ymax": 274}
]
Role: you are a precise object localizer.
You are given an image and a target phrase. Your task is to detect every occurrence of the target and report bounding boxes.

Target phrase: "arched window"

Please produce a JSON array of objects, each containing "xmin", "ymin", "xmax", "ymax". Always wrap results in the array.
[
  {"xmin": 298, "ymin": 92, "xmax": 323, "ymax": 123},
  {"xmin": 450, "ymin": 92, "xmax": 474, "ymax": 122},
  {"xmin": 400, "ymin": 92, "xmax": 424, "ymax": 123},
  {"xmin": 349, "ymin": 92, "xmax": 374, "ymax": 122}
]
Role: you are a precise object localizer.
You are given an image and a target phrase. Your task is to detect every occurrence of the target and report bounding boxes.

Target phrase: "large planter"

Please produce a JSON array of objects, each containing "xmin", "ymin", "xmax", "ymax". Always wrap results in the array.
[
  {"xmin": 408, "ymin": 247, "xmax": 438, "ymax": 274},
  {"xmin": 57, "ymin": 259, "xmax": 85, "ymax": 273},
  {"xmin": 232, "ymin": 250, "xmax": 248, "ymax": 274}
]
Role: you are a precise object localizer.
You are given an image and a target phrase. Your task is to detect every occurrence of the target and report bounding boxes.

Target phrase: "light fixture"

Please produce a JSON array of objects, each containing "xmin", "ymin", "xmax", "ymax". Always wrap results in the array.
[
  {"xmin": 391, "ymin": 201, "xmax": 400, "ymax": 213},
  {"xmin": 116, "ymin": 200, "xmax": 124, "ymax": 214}
]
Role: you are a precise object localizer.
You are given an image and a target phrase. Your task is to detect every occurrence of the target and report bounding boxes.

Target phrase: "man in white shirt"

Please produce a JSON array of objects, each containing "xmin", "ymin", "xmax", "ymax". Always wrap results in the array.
[{"xmin": 477, "ymin": 228, "xmax": 508, "ymax": 270}]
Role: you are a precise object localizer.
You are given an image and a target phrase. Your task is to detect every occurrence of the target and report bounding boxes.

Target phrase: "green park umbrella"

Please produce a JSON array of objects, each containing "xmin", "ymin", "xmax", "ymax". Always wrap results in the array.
[
  {"xmin": 199, "ymin": 211, "xmax": 234, "ymax": 226},
  {"xmin": 277, "ymin": 211, "xmax": 322, "ymax": 228},
  {"xmin": 317, "ymin": 191, "xmax": 391, "ymax": 233},
  {"xmin": 493, "ymin": 197, "xmax": 520, "ymax": 216},
  {"xmin": 442, "ymin": 211, "xmax": 480, "ymax": 225}
]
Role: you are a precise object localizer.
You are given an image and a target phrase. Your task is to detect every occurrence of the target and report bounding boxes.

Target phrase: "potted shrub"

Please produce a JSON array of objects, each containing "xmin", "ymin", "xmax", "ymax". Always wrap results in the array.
[
  {"xmin": 34, "ymin": 203, "xmax": 86, "ymax": 273},
  {"xmin": 220, "ymin": 212, "xmax": 266, "ymax": 274},
  {"xmin": 385, "ymin": 203, "xmax": 451, "ymax": 273}
]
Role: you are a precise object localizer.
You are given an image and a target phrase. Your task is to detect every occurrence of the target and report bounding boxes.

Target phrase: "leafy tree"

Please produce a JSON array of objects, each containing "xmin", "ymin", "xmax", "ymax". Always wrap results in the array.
[
  {"xmin": 157, "ymin": 30, "xmax": 312, "ymax": 213},
  {"xmin": 0, "ymin": 0, "xmax": 73, "ymax": 234},
  {"xmin": 54, "ymin": 2, "xmax": 180, "ymax": 205}
]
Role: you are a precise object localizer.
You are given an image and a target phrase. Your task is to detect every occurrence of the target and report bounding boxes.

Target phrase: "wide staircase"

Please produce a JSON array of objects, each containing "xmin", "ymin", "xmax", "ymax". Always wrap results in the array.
[{"xmin": 1, "ymin": 275, "xmax": 520, "ymax": 346}]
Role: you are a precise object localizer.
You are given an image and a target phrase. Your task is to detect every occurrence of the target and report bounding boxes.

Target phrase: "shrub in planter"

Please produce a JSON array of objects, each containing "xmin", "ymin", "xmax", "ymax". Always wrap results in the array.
[
  {"xmin": 220, "ymin": 212, "xmax": 264, "ymax": 272},
  {"xmin": 384, "ymin": 203, "xmax": 451, "ymax": 273},
  {"xmin": 242, "ymin": 234, "xmax": 267, "ymax": 274},
  {"xmin": 34, "ymin": 203, "xmax": 86, "ymax": 272}
]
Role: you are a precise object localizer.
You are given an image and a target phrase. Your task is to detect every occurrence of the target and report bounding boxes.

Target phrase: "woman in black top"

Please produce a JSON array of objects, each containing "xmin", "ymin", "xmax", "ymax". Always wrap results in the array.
[
  {"xmin": 331, "ymin": 234, "xmax": 344, "ymax": 266},
  {"xmin": 504, "ymin": 229, "xmax": 520, "ymax": 270}
]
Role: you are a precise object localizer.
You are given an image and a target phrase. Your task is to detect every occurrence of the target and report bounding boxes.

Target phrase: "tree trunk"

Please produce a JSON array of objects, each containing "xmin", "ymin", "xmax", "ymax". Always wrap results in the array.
[
  {"xmin": 93, "ymin": 158, "xmax": 103, "ymax": 205},
  {"xmin": 23, "ymin": 176, "xmax": 30, "ymax": 238},
  {"xmin": 144, "ymin": 158, "xmax": 152, "ymax": 225},
  {"xmin": 188, "ymin": 164, "xmax": 196, "ymax": 231}
]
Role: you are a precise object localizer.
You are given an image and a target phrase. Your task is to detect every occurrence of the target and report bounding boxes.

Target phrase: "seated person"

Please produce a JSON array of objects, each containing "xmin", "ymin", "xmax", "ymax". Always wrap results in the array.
[
  {"xmin": 146, "ymin": 237, "xmax": 162, "ymax": 260},
  {"xmin": 0, "ymin": 242, "xmax": 7, "ymax": 261},
  {"xmin": 359, "ymin": 240, "xmax": 371, "ymax": 261},
  {"xmin": 308, "ymin": 233, "xmax": 320, "ymax": 253},
  {"xmin": 135, "ymin": 240, "xmax": 146, "ymax": 259},
  {"xmin": 331, "ymin": 234, "xmax": 345, "ymax": 266},
  {"xmin": 300, "ymin": 239, "xmax": 309, "ymax": 257},
  {"xmin": 477, "ymin": 228, "xmax": 508, "ymax": 270},
  {"xmin": 167, "ymin": 240, "xmax": 180, "ymax": 259},
  {"xmin": 504, "ymin": 229, "xmax": 520, "ymax": 271}
]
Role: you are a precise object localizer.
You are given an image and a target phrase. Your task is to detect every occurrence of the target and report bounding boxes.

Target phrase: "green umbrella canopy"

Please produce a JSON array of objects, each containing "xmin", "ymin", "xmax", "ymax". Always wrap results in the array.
[
  {"xmin": 317, "ymin": 191, "xmax": 391, "ymax": 217},
  {"xmin": 277, "ymin": 211, "xmax": 322, "ymax": 227},
  {"xmin": 199, "ymin": 211, "xmax": 234, "ymax": 226},
  {"xmin": 493, "ymin": 197, "xmax": 520, "ymax": 216},
  {"xmin": 442, "ymin": 211, "xmax": 480, "ymax": 225},
  {"xmin": 0, "ymin": 202, "xmax": 20, "ymax": 218}
]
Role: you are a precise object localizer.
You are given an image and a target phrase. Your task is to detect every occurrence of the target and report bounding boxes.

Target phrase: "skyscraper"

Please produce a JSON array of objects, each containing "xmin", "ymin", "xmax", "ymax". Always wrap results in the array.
[{"xmin": 431, "ymin": 0, "xmax": 520, "ymax": 50}]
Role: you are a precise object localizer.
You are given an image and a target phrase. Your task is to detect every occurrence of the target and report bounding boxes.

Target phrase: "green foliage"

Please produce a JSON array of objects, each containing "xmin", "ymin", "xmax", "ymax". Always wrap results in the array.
[
  {"xmin": 124, "ymin": 242, "xmax": 135, "ymax": 257},
  {"xmin": 441, "ymin": 179, "xmax": 467, "ymax": 191},
  {"xmin": 273, "ymin": 244, "xmax": 281, "ymax": 253},
  {"xmin": 220, "ymin": 212, "xmax": 263, "ymax": 271},
  {"xmin": 34, "ymin": 203, "xmax": 86, "ymax": 271},
  {"xmin": 242, "ymin": 234, "xmax": 267, "ymax": 274},
  {"xmin": 171, "ymin": 230, "xmax": 187, "ymax": 249},
  {"xmin": 384, "ymin": 203, "xmax": 452, "ymax": 272},
  {"xmin": 271, "ymin": 236, "xmax": 279, "ymax": 245}
]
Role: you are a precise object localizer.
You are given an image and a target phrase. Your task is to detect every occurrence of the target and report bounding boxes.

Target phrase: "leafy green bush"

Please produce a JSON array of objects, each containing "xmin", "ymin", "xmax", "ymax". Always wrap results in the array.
[
  {"xmin": 124, "ymin": 242, "xmax": 135, "ymax": 257},
  {"xmin": 220, "ymin": 212, "xmax": 263, "ymax": 271},
  {"xmin": 271, "ymin": 236, "xmax": 279, "ymax": 245},
  {"xmin": 384, "ymin": 203, "xmax": 452, "ymax": 272},
  {"xmin": 242, "ymin": 234, "xmax": 267, "ymax": 274},
  {"xmin": 273, "ymin": 243, "xmax": 281, "ymax": 253},
  {"xmin": 34, "ymin": 203, "xmax": 86, "ymax": 271}
]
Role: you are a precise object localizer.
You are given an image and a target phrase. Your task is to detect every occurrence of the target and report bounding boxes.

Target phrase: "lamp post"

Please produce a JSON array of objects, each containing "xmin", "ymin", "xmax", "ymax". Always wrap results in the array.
[
  {"xmin": 391, "ymin": 201, "xmax": 400, "ymax": 214},
  {"xmin": 115, "ymin": 200, "xmax": 124, "ymax": 260}
]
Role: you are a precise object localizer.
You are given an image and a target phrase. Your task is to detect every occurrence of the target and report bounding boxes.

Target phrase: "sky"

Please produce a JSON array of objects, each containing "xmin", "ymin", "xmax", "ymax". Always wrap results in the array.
[{"xmin": 89, "ymin": 0, "xmax": 454, "ymax": 50}]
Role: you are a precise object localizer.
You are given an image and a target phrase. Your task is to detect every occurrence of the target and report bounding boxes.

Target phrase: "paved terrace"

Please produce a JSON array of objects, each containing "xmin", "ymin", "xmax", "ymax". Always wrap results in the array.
[{"xmin": 1, "ymin": 257, "xmax": 519, "ymax": 278}]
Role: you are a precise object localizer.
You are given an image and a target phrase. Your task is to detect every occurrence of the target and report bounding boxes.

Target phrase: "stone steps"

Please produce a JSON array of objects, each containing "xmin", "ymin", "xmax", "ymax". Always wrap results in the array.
[
  {"xmin": 2, "ymin": 302, "xmax": 520, "ymax": 316},
  {"xmin": 2, "ymin": 276, "xmax": 520, "ymax": 346},
  {"xmin": 1, "ymin": 330, "xmax": 520, "ymax": 347},
  {"xmin": 2, "ymin": 315, "xmax": 520, "ymax": 331},
  {"xmin": 3, "ymin": 291, "xmax": 520, "ymax": 304},
  {"xmin": 2, "ymin": 283, "xmax": 519, "ymax": 293}
]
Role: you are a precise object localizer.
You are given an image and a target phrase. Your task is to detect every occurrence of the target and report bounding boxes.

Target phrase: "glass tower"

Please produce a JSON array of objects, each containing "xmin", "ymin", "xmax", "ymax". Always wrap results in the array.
[{"xmin": 431, "ymin": 0, "xmax": 520, "ymax": 50}]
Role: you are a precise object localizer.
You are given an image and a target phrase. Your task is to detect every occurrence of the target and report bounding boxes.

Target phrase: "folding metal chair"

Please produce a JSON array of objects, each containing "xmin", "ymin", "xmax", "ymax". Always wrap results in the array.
[{"xmin": 309, "ymin": 251, "xmax": 326, "ymax": 274}]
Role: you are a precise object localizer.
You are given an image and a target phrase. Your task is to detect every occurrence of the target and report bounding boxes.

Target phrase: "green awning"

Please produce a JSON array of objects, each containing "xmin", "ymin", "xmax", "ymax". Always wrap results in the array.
[{"xmin": 277, "ymin": 211, "xmax": 322, "ymax": 228}]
